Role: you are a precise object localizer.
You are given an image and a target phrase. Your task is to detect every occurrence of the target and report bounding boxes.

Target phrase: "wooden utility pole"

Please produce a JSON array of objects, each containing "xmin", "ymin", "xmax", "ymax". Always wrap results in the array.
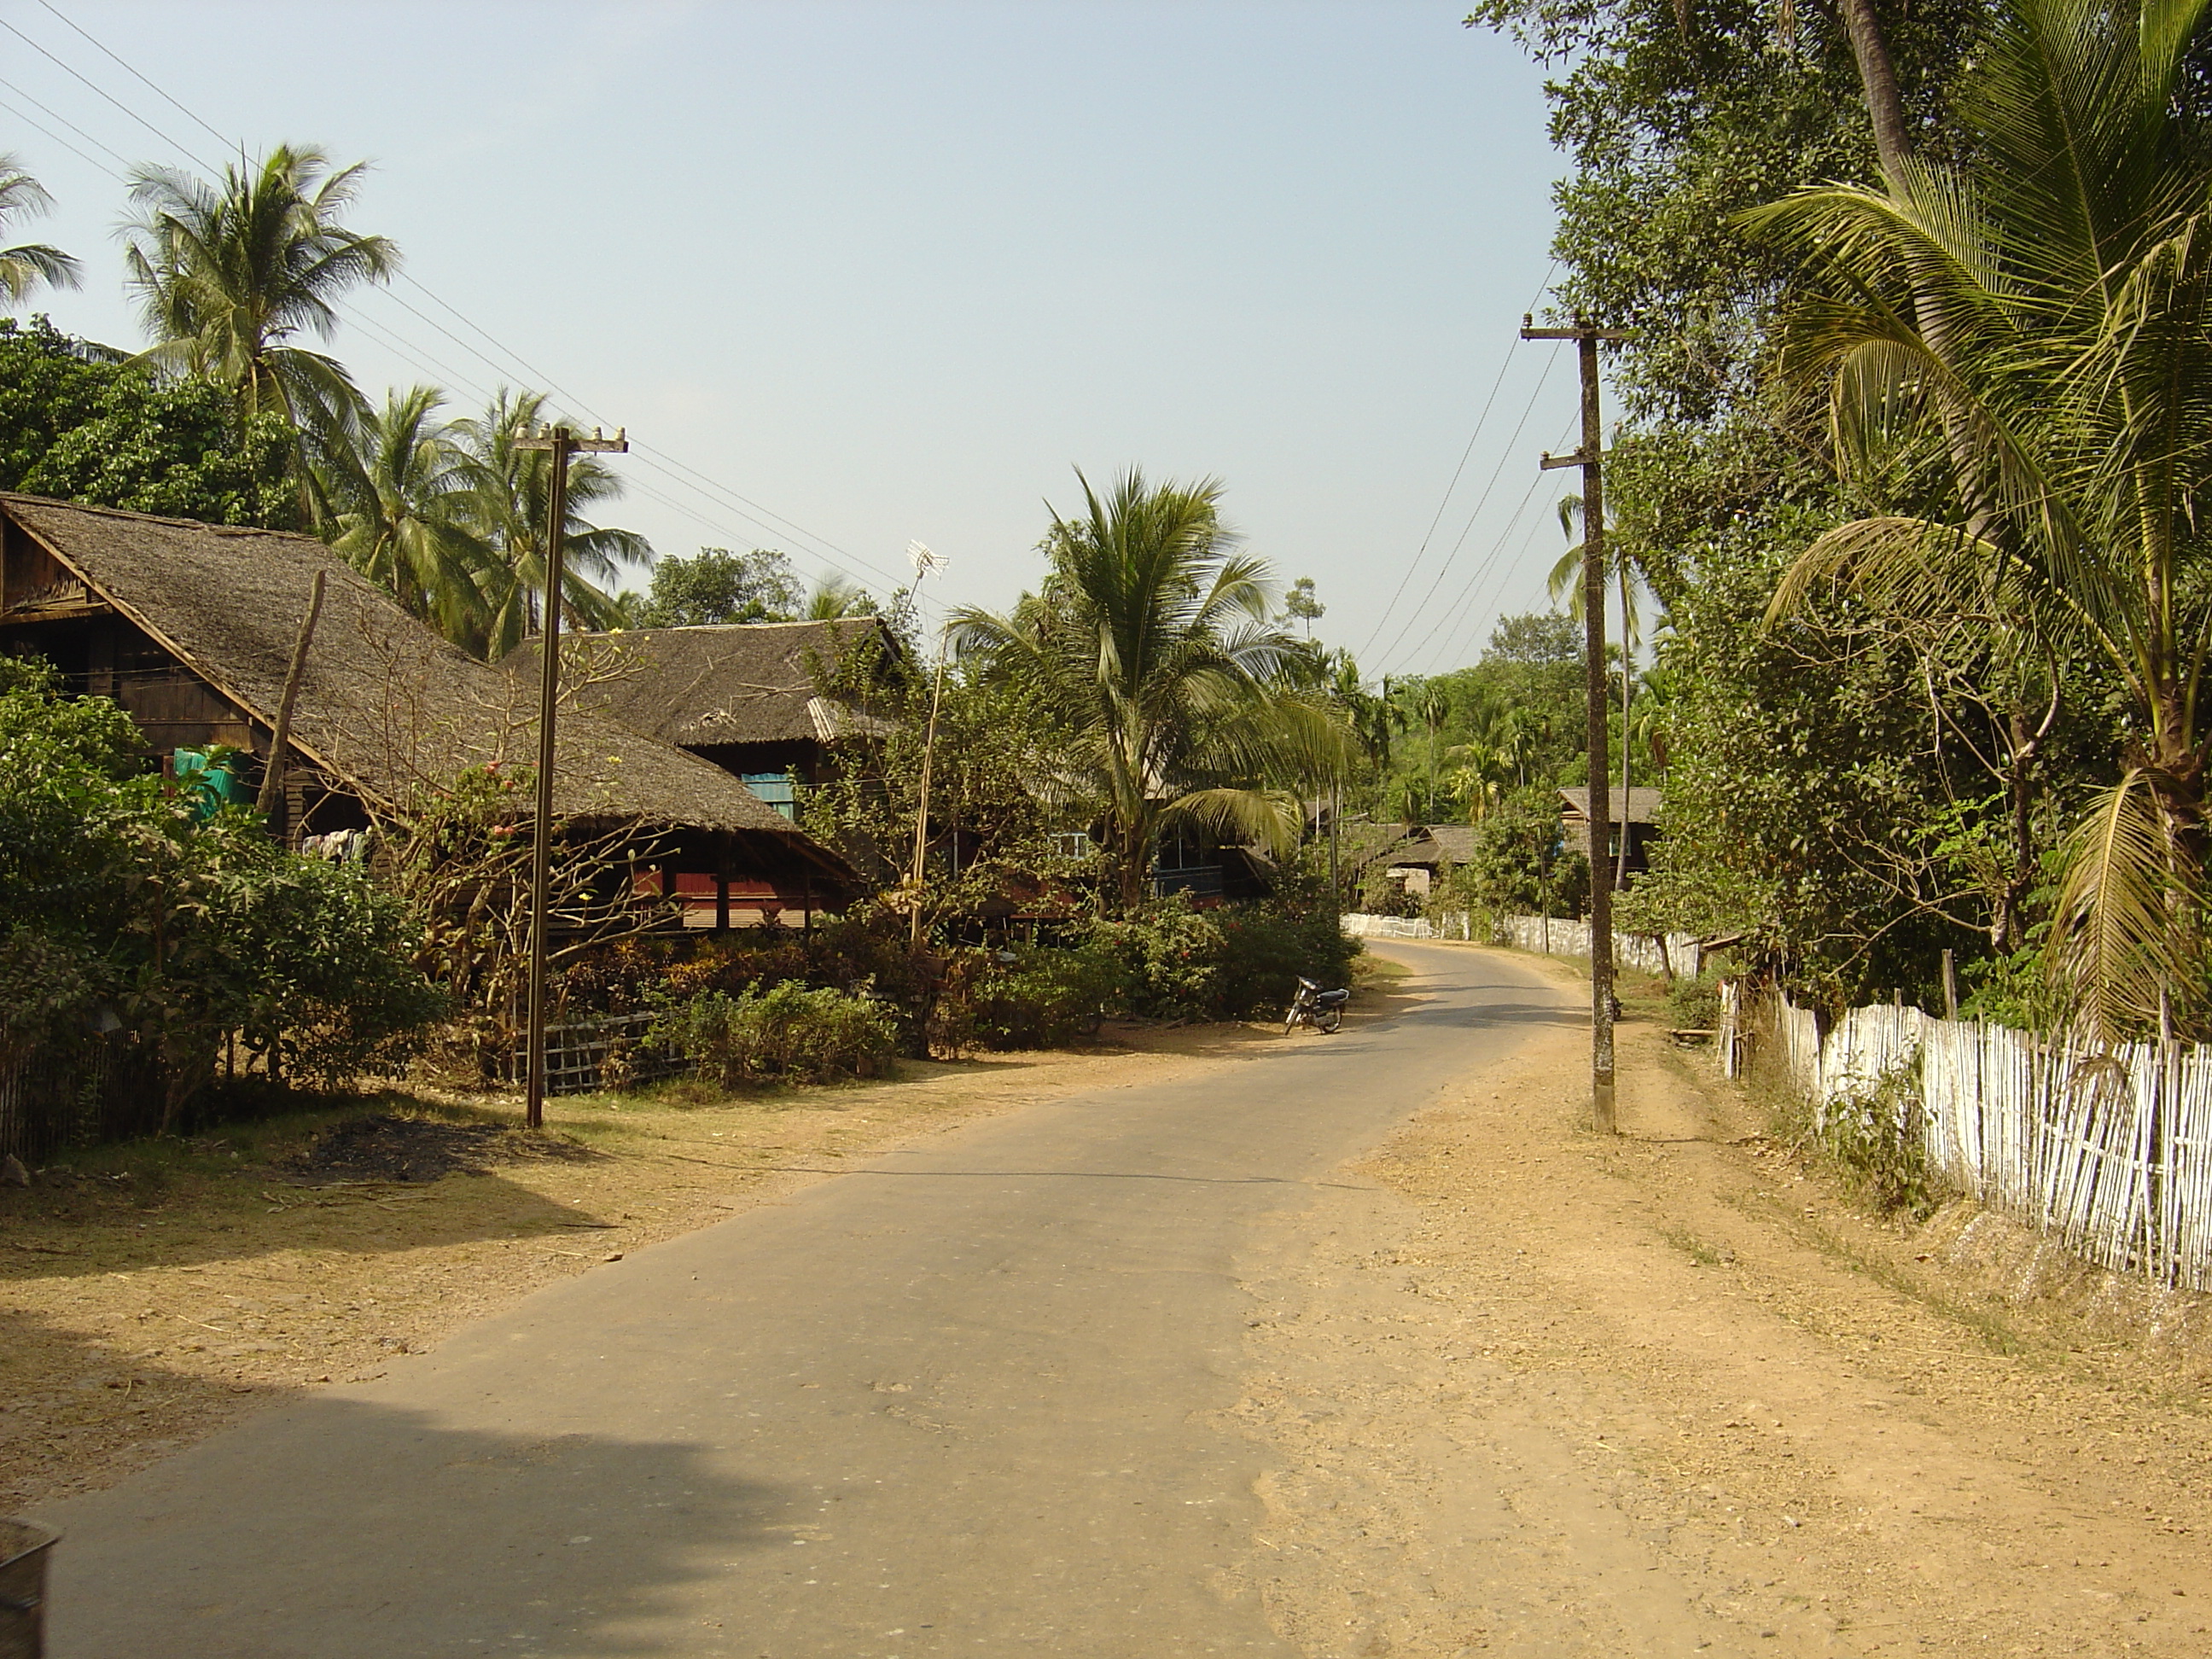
[
  {"xmin": 1522, "ymin": 315, "xmax": 1632, "ymax": 1133},
  {"xmin": 515, "ymin": 424, "xmax": 628, "ymax": 1131}
]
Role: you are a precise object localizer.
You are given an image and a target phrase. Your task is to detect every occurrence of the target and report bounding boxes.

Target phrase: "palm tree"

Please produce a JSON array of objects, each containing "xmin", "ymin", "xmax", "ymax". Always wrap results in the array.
[
  {"xmin": 316, "ymin": 386, "xmax": 495, "ymax": 640},
  {"xmin": 452, "ymin": 390, "xmax": 651, "ymax": 659},
  {"xmin": 804, "ymin": 573, "xmax": 876, "ymax": 619},
  {"xmin": 1549, "ymin": 493, "xmax": 1649, "ymax": 888},
  {"xmin": 1392, "ymin": 678, "xmax": 1452, "ymax": 823},
  {"xmin": 123, "ymin": 146, "xmax": 397, "ymax": 439},
  {"xmin": 950, "ymin": 468, "xmax": 1353, "ymax": 911},
  {"xmin": 0, "ymin": 155, "xmax": 79, "ymax": 306},
  {"xmin": 1743, "ymin": 0, "xmax": 2212, "ymax": 1038}
]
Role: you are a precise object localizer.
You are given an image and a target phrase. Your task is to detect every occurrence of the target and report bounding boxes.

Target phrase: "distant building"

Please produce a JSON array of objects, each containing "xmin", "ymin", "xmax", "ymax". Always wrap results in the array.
[{"xmin": 1557, "ymin": 786, "xmax": 1662, "ymax": 880}]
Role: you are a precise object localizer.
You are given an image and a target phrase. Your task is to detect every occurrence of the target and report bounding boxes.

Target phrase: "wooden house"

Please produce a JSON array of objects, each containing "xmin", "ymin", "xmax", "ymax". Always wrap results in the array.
[
  {"xmin": 0, "ymin": 492, "xmax": 853, "ymax": 928},
  {"xmin": 503, "ymin": 619, "xmax": 899, "ymax": 817},
  {"xmin": 1558, "ymin": 785, "xmax": 1663, "ymax": 880}
]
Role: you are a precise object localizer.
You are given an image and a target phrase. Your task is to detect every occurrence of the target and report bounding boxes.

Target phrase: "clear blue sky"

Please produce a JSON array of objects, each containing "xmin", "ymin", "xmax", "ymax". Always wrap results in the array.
[{"xmin": 2, "ymin": 0, "xmax": 1580, "ymax": 677}]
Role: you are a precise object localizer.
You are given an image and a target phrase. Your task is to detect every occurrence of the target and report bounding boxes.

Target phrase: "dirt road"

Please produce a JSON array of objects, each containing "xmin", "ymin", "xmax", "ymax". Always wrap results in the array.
[
  {"xmin": 1232, "ymin": 941, "xmax": 2212, "ymax": 1657},
  {"xmin": 26, "ymin": 941, "xmax": 2212, "ymax": 1656}
]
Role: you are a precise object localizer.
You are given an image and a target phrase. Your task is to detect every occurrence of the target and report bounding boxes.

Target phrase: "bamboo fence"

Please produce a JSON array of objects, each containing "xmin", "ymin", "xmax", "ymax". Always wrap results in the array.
[{"xmin": 1722, "ymin": 992, "xmax": 2212, "ymax": 1292}]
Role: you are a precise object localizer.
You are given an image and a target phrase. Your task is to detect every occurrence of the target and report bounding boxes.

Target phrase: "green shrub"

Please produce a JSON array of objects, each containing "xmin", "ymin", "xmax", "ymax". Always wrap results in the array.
[
  {"xmin": 1667, "ymin": 970, "xmax": 1724, "ymax": 1030},
  {"xmin": 969, "ymin": 946, "xmax": 1126, "ymax": 1048},
  {"xmin": 646, "ymin": 981, "xmax": 899, "ymax": 1087},
  {"xmin": 1813, "ymin": 1066, "xmax": 1946, "ymax": 1219},
  {"xmin": 1078, "ymin": 895, "xmax": 1360, "ymax": 1022}
]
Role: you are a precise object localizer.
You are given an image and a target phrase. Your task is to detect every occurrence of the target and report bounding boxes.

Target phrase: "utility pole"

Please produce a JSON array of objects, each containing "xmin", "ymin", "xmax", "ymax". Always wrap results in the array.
[
  {"xmin": 1522, "ymin": 315, "xmax": 1632, "ymax": 1133},
  {"xmin": 515, "ymin": 423, "xmax": 628, "ymax": 1131}
]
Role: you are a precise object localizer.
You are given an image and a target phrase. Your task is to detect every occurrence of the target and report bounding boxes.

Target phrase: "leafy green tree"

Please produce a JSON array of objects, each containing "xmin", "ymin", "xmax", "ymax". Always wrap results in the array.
[
  {"xmin": 0, "ymin": 317, "xmax": 296, "ymax": 527},
  {"xmin": 1, "ymin": 155, "xmax": 79, "ymax": 307},
  {"xmin": 951, "ymin": 469, "xmax": 1353, "ymax": 910},
  {"xmin": 628, "ymin": 545, "xmax": 803, "ymax": 627},
  {"xmin": 124, "ymin": 146, "xmax": 398, "ymax": 439},
  {"xmin": 1282, "ymin": 576, "xmax": 1324, "ymax": 636}
]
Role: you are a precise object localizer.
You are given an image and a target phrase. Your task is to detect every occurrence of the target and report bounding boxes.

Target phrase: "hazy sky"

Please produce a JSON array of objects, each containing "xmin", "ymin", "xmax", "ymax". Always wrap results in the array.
[{"xmin": 1, "ymin": 0, "xmax": 1580, "ymax": 677}]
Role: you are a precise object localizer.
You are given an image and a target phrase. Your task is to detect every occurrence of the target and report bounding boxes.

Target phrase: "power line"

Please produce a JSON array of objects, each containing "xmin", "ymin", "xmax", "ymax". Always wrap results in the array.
[
  {"xmin": 1393, "ymin": 432, "xmax": 1569, "ymax": 673},
  {"xmin": 17, "ymin": 2, "xmax": 905, "ymax": 591},
  {"xmin": 34, "ymin": 0, "xmax": 236, "ymax": 154},
  {"xmin": 0, "ymin": 72, "xmax": 128, "ymax": 171},
  {"xmin": 1366, "ymin": 345, "xmax": 1563, "ymax": 672},
  {"xmin": 0, "ymin": 87, "xmax": 123, "ymax": 178},
  {"xmin": 0, "ymin": 14, "xmax": 219, "ymax": 175},
  {"xmin": 1356, "ymin": 258, "xmax": 1558, "ymax": 664}
]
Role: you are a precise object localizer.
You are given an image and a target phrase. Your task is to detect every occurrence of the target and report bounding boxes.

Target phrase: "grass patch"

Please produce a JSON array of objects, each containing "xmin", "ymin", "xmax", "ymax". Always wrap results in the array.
[{"xmin": 1659, "ymin": 1225, "xmax": 1730, "ymax": 1268}]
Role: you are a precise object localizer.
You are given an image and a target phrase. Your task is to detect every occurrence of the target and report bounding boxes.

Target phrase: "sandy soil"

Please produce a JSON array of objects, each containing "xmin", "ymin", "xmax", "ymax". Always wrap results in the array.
[
  {"xmin": 1225, "ymin": 945, "xmax": 2212, "ymax": 1658},
  {"xmin": 0, "ymin": 1022, "xmax": 1274, "ymax": 1517}
]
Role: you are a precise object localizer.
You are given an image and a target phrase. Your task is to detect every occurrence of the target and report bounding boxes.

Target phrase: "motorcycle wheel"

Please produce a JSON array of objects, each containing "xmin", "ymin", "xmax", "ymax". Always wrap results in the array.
[
  {"xmin": 1317, "ymin": 1008, "xmax": 1342, "ymax": 1034},
  {"xmin": 1284, "ymin": 1010, "xmax": 1301, "ymax": 1036}
]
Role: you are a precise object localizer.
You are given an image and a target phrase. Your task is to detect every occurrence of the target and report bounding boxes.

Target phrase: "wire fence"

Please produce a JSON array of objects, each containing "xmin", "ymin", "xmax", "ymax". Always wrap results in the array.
[{"xmin": 1724, "ymin": 992, "xmax": 2212, "ymax": 1292}]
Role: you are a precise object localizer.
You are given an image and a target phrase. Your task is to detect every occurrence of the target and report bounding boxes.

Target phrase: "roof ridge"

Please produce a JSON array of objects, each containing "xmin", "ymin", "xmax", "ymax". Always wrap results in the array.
[{"xmin": 0, "ymin": 490, "xmax": 317, "ymax": 544}]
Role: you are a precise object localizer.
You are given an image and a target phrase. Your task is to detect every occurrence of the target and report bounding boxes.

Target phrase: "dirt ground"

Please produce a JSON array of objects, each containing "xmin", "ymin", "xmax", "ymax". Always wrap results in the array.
[
  {"xmin": 0, "ymin": 1022, "xmax": 1275, "ymax": 1518},
  {"xmin": 9, "ymin": 946, "xmax": 2212, "ymax": 1659},
  {"xmin": 1225, "ymin": 945, "xmax": 2212, "ymax": 1658}
]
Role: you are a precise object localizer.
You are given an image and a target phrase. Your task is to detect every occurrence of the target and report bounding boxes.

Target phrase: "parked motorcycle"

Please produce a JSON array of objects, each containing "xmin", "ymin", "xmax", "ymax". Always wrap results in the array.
[{"xmin": 1284, "ymin": 975, "xmax": 1349, "ymax": 1035}]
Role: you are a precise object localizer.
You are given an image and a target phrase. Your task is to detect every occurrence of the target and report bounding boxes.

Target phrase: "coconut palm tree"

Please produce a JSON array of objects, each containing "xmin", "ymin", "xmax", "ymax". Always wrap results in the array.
[
  {"xmin": 316, "ymin": 386, "xmax": 496, "ymax": 641},
  {"xmin": 1549, "ymin": 493, "xmax": 1651, "ymax": 888},
  {"xmin": 123, "ymin": 146, "xmax": 397, "ymax": 440},
  {"xmin": 1743, "ymin": 0, "xmax": 2212, "ymax": 1038},
  {"xmin": 452, "ymin": 389, "xmax": 651, "ymax": 659},
  {"xmin": 950, "ymin": 468, "xmax": 1353, "ymax": 911},
  {"xmin": 0, "ymin": 155, "xmax": 79, "ymax": 306}
]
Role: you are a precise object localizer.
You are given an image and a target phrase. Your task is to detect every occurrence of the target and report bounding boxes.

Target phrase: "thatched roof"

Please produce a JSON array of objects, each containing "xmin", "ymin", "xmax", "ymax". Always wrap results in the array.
[
  {"xmin": 503, "ymin": 619, "xmax": 899, "ymax": 750},
  {"xmin": 1559, "ymin": 786, "xmax": 1663, "ymax": 826},
  {"xmin": 0, "ymin": 494, "xmax": 841, "ymax": 860},
  {"xmin": 1341, "ymin": 821, "xmax": 1476, "ymax": 872}
]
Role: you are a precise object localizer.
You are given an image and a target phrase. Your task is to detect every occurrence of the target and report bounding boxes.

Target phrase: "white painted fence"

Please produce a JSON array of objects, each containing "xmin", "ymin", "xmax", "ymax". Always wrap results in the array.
[
  {"xmin": 1341, "ymin": 911, "xmax": 1476, "ymax": 940},
  {"xmin": 1492, "ymin": 914, "xmax": 1705, "ymax": 981},
  {"xmin": 1729, "ymin": 992, "xmax": 2212, "ymax": 1291}
]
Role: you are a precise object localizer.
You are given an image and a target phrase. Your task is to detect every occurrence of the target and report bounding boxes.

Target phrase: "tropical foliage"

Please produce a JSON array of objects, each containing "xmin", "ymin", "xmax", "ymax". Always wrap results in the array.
[{"xmin": 951, "ymin": 469, "xmax": 1354, "ymax": 909}]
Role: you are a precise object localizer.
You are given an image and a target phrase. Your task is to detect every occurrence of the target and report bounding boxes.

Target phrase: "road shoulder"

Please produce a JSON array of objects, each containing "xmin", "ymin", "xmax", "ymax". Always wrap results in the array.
[{"xmin": 1227, "ymin": 944, "xmax": 2212, "ymax": 1658}]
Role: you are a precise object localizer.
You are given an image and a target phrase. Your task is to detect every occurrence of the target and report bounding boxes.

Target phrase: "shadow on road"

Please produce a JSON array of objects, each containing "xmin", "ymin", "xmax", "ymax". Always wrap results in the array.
[{"xmin": 48, "ymin": 1396, "xmax": 801, "ymax": 1658}]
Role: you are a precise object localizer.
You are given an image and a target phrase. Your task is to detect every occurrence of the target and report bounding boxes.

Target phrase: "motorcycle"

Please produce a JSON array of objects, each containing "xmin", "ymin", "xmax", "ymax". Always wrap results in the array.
[{"xmin": 1284, "ymin": 975, "xmax": 1350, "ymax": 1035}]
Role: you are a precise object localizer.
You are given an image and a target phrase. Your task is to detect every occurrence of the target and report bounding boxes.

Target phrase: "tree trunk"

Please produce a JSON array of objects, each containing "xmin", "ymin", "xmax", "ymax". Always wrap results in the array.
[{"xmin": 1837, "ymin": 0, "xmax": 1914, "ymax": 183}]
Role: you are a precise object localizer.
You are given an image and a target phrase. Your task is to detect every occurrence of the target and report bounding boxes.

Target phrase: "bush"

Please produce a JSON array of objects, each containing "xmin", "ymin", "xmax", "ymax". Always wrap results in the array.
[
  {"xmin": 1078, "ymin": 895, "xmax": 1360, "ymax": 1022},
  {"xmin": 0, "ymin": 655, "xmax": 442, "ymax": 1130},
  {"xmin": 1813, "ymin": 1067, "xmax": 1946, "ymax": 1219},
  {"xmin": 967, "ymin": 946, "xmax": 1126, "ymax": 1048},
  {"xmin": 1667, "ymin": 970, "xmax": 1724, "ymax": 1030},
  {"xmin": 646, "ymin": 981, "xmax": 899, "ymax": 1087}
]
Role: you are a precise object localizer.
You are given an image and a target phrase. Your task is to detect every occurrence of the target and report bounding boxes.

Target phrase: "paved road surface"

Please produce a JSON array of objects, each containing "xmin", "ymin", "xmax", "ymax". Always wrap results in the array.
[{"xmin": 45, "ymin": 944, "xmax": 1573, "ymax": 1657}]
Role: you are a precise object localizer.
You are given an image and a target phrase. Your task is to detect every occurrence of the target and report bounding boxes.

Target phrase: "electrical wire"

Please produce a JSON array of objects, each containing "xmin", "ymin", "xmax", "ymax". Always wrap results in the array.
[
  {"xmin": 14, "ymin": 3, "xmax": 905, "ymax": 591},
  {"xmin": 1365, "ymin": 345, "xmax": 1563, "ymax": 673},
  {"xmin": 1392, "ymin": 435, "xmax": 1567, "ymax": 672},
  {"xmin": 1355, "ymin": 258, "xmax": 1559, "ymax": 664}
]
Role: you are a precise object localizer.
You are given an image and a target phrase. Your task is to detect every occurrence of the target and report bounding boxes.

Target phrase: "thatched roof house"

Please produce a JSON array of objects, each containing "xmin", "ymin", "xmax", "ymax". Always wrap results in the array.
[
  {"xmin": 502, "ymin": 620, "xmax": 899, "ymax": 812},
  {"xmin": 0, "ymin": 493, "xmax": 852, "ymax": 918},
  {"xmin": 1558, "ymin": 785, "xmax": 1663, "ymax": 878}
]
